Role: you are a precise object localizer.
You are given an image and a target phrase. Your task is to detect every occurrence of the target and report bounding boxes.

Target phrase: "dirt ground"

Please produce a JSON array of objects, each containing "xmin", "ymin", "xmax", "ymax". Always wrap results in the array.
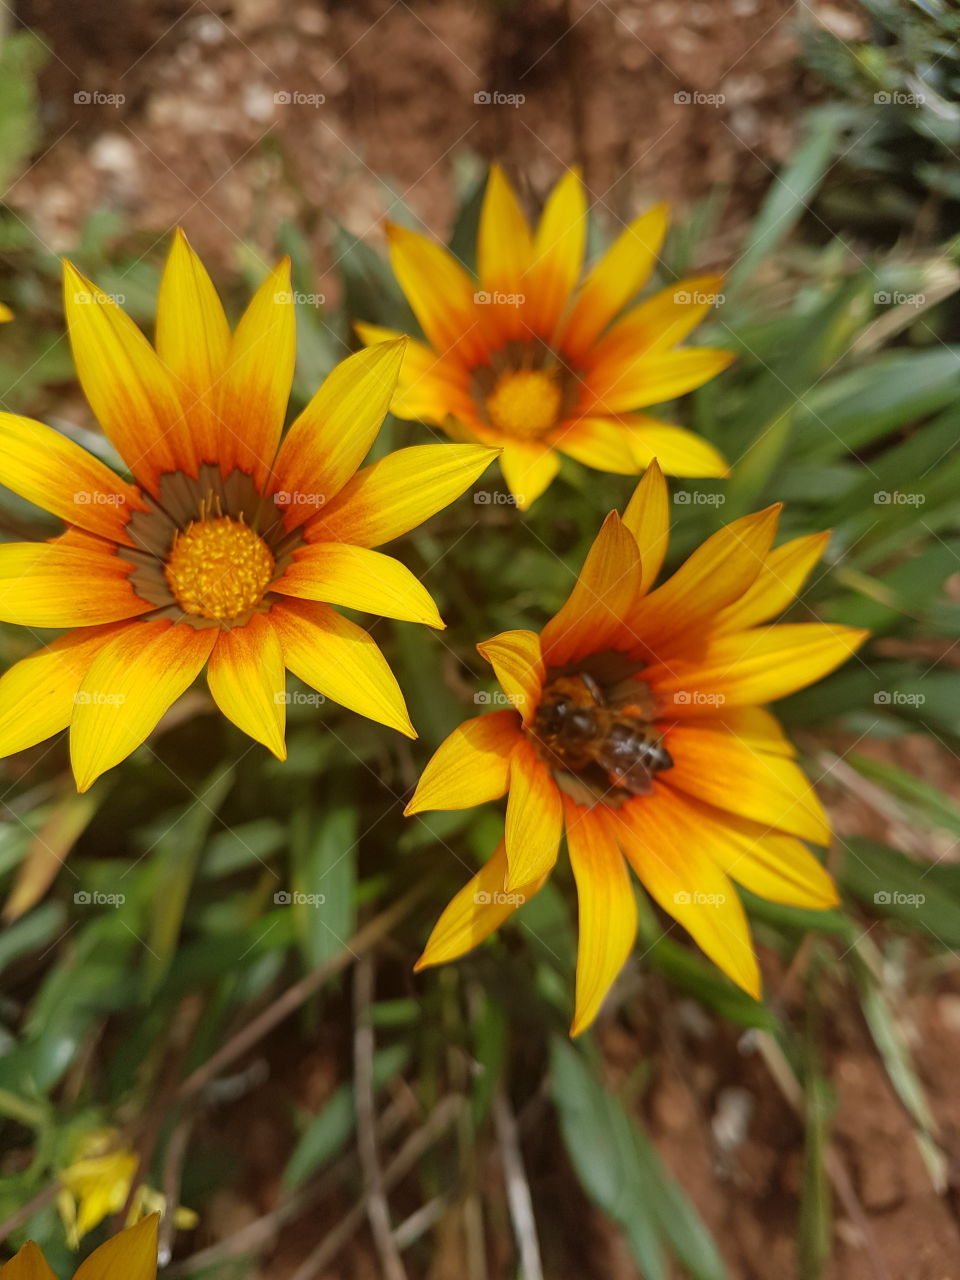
[{"xmin": 8, "ymin": 1, "xmax": 960, "ymax": 1277}]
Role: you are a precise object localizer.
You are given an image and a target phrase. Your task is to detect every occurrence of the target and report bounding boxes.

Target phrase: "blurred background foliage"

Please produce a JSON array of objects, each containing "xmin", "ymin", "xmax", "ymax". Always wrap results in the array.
[{"xmin": 1, "ymin": 2, "xmax": 960, "ymax": 1277}]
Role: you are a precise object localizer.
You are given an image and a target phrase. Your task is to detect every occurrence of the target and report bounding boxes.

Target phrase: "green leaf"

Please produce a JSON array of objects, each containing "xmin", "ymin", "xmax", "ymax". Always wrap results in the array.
[
  {"xmin": 838, "ymin": 837, "xmax": 960, "ymax": 944},
  {"xmin": 290, "ymin": 800, "xmax": 357, "ymax": 968}
]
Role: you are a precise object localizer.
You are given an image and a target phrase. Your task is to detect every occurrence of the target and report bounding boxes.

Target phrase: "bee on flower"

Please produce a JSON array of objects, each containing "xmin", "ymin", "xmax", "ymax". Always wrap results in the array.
[
  {"xmin": 358, "ymin": 166, "xmax": 732, "ymax": 508},
  {"xmin": 0, "ymin": 231, "xmax": 496, "ymax": 792},
  {"xmin": 407, "ymin": 462, "xmax": 868, "ymax": 1034}
]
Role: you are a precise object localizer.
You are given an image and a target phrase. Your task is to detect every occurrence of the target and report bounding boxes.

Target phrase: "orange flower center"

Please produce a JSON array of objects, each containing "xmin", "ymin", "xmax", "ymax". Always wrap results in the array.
[
  {"xmin": 485, "ymin": 369, "xmax": 562, "ymax": 439},
  {"xmin": 165, "ymin": 516, "xmax": 275, "ymax": 621}
]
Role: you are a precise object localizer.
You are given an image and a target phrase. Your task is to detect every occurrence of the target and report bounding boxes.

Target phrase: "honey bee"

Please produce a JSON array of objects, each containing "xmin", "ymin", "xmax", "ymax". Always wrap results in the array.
[{"xmin": 532, "ymin": 672, "xmax": 673, "ymax": 798}]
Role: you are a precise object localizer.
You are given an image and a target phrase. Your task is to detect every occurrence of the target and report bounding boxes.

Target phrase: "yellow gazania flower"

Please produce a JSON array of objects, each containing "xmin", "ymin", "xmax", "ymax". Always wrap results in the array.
[
  {"xmin": 0, "ymin": 231, "xmax": 495, "ymax": 791},
  {"xmin": 57, "ymin": 1130, "xmax": 196, "ymax": 1249},
  {"xmin": 0, "ymin": 1215, "xmax": 157, "ymax": 1280},
  {"xmin": 358, "ymin": 167, "xmax": 732, "ymax": 509},
  {"xmin": 407, "ymin": 462, "xmax": 868, "ymax": 1034}
]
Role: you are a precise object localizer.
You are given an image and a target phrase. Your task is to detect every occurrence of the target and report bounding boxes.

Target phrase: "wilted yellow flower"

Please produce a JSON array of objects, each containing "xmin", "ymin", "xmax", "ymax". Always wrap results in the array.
[
  {"xmin": 0, "ymin": 1215, "xmax": 158, "ymax": 1280},
  {"xmin": 0, "ymin": 230, "xmax": 495, "ymax": 790},
  {"xmin": 359, "ymin": 167, "xmax": 732, "ymax": 508},
  {"xmin": 408, "ymin": 461, "xmax": 867, "ymax": 1033}
]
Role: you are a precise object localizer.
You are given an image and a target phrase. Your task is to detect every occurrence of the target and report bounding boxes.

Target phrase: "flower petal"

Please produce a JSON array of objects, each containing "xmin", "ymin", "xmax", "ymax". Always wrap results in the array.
[
  {"xmin": 155, "ymin": 228, "xmax": 231, "ymax": 472},
  {"xmin": 63, "ymin": 261, "xmax": 187, "ymax": 492},
  {"xmin": 274, "ymin": 543, "xmax": 444, "ymax": 628},
  {"xmin": 504, "ymin": 737, "xmax": 563, "ymax": 890},
  {"xmin": 0, "ymin": 413, "xmax": 145, "ymax": 544},
  {"xmin": 385, "ymin": 222, "xmax": 485, "ymax": 365},
  {"xmin": 217, "ymin": 257, "xmax": 296, "ymax": 486},
  {"xmin": 70, "ymin": 620, "xmax": 216, "ymax": 792},
  {"xmin": 621, "ymin": 458, "xmax": 670, "ymax": 587},
  {"xmin": 0, "ymin": 542, "xmax": 147, "ymax": 628},
  {"xmin": 625, "ymin": 417, "xmax": 729, "ymax": 478},
  {"xmin": 415, "ymin": 840, "xmax": 547, "ymax": 970},
  {"xmin": 478, "ymin": 165, "xmax": 533, "ymax": 327},
  {"xmin": 405, "ymin": 710, "xmax": 521, "ymax": 814},
  {"xmin": 355, "ymin": 323, "xmax": 471, "ymax": 425},
  {"xmin": 713, "ymin": 531, "xmax": 831, "ymax": 632},
  {"xmin": 476, "ymin": 630, "xmax": 545, "ymax": 727},
  {"xmin": 526, "ymin": 169, "xmax": 587, "ymax": 340},
  {"xmin": 552, "ymin": 416, "xmax": 640, "ymax": 474},
  {"xmin": 564, "ymin": 799, "xmax": 637, "ymax": 1035},
  {"xmin": 612, "ymin": 796, "xmax": 761, "ymax": 998},
  {"xmin": 270, "ymin": 597, "xmax": 414, "ymax": 738},
  {"xmin": 0, "ymin": 624, "xmax": 127, "ymax": 760},
  {"xmin": 662, "ymin": 722, "xmax": 830, "ymax": 844},
  {"xmin": 207, "ymin": 612, "xmax": 286, "ymax": 760},
  {"xmin": 499, "ymin": 441, "xmax": 559, "ymax": 509},
  {"xmin": 73, "ymin": 1214, "xmax": 159, "ymax": 1280},
  {"xmin": 588, "ymin": 274, "xmax": 726, "ymax": 369},
  {"xmin": 585, "ymin": 347, "xmax": 734, "ymax": 415},
  {"xmin": 271, "ymin": 340, "xmax": 406, "ymax": 530},
  {"xmin": 308, "ymin": 443, "xmax": 497, "ymax": 548},
  {"xmin": 0, "ymin": 1242, "xmax": 59, "ymax": 1280},
  {"xmin": 540, "ymin": 512, "xmax": 643, "ymax": 666}
]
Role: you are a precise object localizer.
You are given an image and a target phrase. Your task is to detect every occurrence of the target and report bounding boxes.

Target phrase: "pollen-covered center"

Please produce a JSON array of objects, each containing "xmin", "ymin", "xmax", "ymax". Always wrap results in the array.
[
  {"xmin": 485, "ymin": 369, "xmax": 563, "ymax": 439},
  {"xmin": 164, "ymin": 516, "xmax": 275, "ymax": 621}
]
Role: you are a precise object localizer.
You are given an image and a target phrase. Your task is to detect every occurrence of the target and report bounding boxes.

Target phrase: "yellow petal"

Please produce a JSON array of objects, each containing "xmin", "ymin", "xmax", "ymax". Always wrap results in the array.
[
  {"xmin": 647, "ymin": 623, "xmax": 869, "ymax": 709},
  {"xmin": 70, "ymin": 621, "xmax": 216, "ymax": 792},
  {"xmin": 271, "ymin": 340, "xmax": 406, "ymax": 529},
  {"xmin": 663, "ymin": 723, "xmax": 830, "ymax": 844},
  {"xmin": 405, "ymin": 710, "xmax": 521, "ymax": 814},
  {"xmin": 415, "ymin": 840, "xmax": 547, "ymax": 970},
  {"xmin": 73, "ymin": 1214, "xmax": 159, "ymax": 1280},
  {"xmin": 217, "ymin": 257, "xmax": 296, "ymax": 486},
  {"xmin": 625, "ymin": 417, "xmax": 729, "ymax": 478},
  {"xmin": 499, "ymin": 441, "xmax": 559, "ymax": 509},
  {"xmin": 155, "ymin": 228, "xmax": 231, "ymax": 472},
  {"xmin": 560, "ymin": 203, "xmax": 669, "ymax": 355},
  {"xmin": 0, "ymin": 413, "xmax": 146, "ymax": 545},
  {"xmin": 504, "ymin": 737, "xmax": 563, "ymax": 890},
  {"xmin": 207, "ymin": 613, "xmax": 286, "ymax": 759},
  {"xmin": 589, "ymin": 274, "xmax": 726, "ymax": 367},
  {"xmin": 540, "ymin": 511, "xmax": 643, "ymax": 666},
  {"xmin": 713, "ymin": 531, "xmax": 831, "ymax": 632},
  {"xmin": 0, "ymin": 542, "xmax": 147, "ymax": 628},
  {"xmin": 274, "ymin": 542, "xmax": 444, "ymax": 628},
  {"xmin": 612, "ymin": 795, "xmax": 761, "ymax": 998},
  {"xmin": 270, "ymin": 597, "xmax": 414, "ymax": 738},
  {"xmin": 309, "ymin": 443, "xmax": 498, "ymax": 548},
  {"xmin": 355, "ymin": 323, "xmax": 470, "ymax": 425},
  {"xmin": 587, "ymin": 347, "xmax": 734, "ymax": 415},
  {"xmin": 526, "ymin": 169, "xmax": 588, "ymax": 340},
  {"xmin": 565, "ymin": 800, "xmax": 637, "ymax": 1035},
  {"xmin": 0, "ymin": 1243, "xmax": 58, "ymax": 1280},
  {"xmin": 621, "ymin": 458, "xmax": 670, "ymax": 587},
  {"xmin": 676, "ymin": 706, "xmax": 798, "ymax": 757},
  {"xmin": 476, "ymin": 629, "xmax": 545, "ymax": 727},
  {"xmin": 552, "ymin": 416, "xmax": 640, "ymax": 474},
  {"xmin": 0, "ymin": 625, "xmax": 127, "ymax": 758},
  {"xmin": 478, "ymin": 165, "xmax": 533, "ymax": 297},
  {"xmin": 62, "ymin": 261, "xmax": 186, "ymax": 492},
  {"xmin": 385, "ymin": 222, "xmax": 485, "ymax": 364}
]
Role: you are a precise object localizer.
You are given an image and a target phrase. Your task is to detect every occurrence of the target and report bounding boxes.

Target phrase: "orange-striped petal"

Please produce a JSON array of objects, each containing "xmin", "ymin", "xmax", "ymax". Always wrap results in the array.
[
  {"xmin": 552, "ymin": 416, "xmax": 639, "ymax": 474},
  {"xmin": 712, "ymin": 531, "xmax": 831, "ymax": 632},
  {"xmin": 70, "ymin": 620, "xmax": 216, "ymax": 791},
  {"xmin": 0, "ymin": 413, "xmax": 145, "ymax": 544},
  {"xmin": 526, "ymin": 169, "xmax": 587, "ymax": 339},
  {"xmin": 499, "ymin": 441, "xmax": 559, "ymax": 509},
  {"xmin": 621, "ymin": 459, "xmax": 670, "ymax": 587},
  {"xmin": 63, "ymin": 261, "xmax": 187, "ymax": 492},
  {"xmin": 624, "ymin": 417, "xmax": 729, "ymax": 477},
  {"xmin": 217, "ymin": 257, "xmax": 296, "ymax": 486},
  {"xmin": 564, "ymin": 799, "xmax": 637, "ymax": 1035},
  {"xmin": 476, "ymin": 630, "xmax": 545, "ymax": 727},
  {"xmin": 405, "ymin": 709, "xmax": 521, "ymax": 814},
  {"xmin": 271, "ymin": 340, "xmax": 406, "ymax": 529},
  {"xmin": 270, "ymin": 597, "xmax": 414, "ymax": 738},
  {"xmin": 274, "ymin": 542, "xmax": 444, "ymax": 628},
  {"xmin": 385, "ymin": 222, "xmax": 484, "ymax": 365},
  {"xmin": 415, "ymin": 840, "xmax": 548, "ymax": 970},
  {"xmin": 0, "ymin": 624, "xmax": 128, "ymax": 759},
  {"xmin": 308, "ymin": 443, "xmax": 497, "ymax": 548},
  {"xmin": 504, "ymin": 737, "xmax": 563, "ymax": 890},
  {"xmin": 0, "ymin": 542, "xmax": 147, "ymax": 628},
  {"xmin": 478, "ymin": 166, "xmax": 533, "ymax": 316},
  {"xmin": 207, "ymin": 612, "xmax": 286, "ymax": 759},
  {"xmin": 540, "ymin": 512, "xmax": 642, "ymax": 666}
]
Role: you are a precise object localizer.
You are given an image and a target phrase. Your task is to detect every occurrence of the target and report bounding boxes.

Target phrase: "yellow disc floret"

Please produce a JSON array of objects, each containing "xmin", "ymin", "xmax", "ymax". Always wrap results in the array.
[
  {"xmin": 165, "ymin": 516, "xmax": 275, "ymax": 621},
  {"xmin": 485, "ymin": 369, "xmax": 563, "ymax": 440}
]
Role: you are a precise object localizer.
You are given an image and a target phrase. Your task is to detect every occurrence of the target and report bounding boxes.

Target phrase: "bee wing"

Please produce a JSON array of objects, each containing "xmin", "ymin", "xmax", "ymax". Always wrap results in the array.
[{"xmin": 595, "ymin": 744, "xmax": 655, "ymax": 796}]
